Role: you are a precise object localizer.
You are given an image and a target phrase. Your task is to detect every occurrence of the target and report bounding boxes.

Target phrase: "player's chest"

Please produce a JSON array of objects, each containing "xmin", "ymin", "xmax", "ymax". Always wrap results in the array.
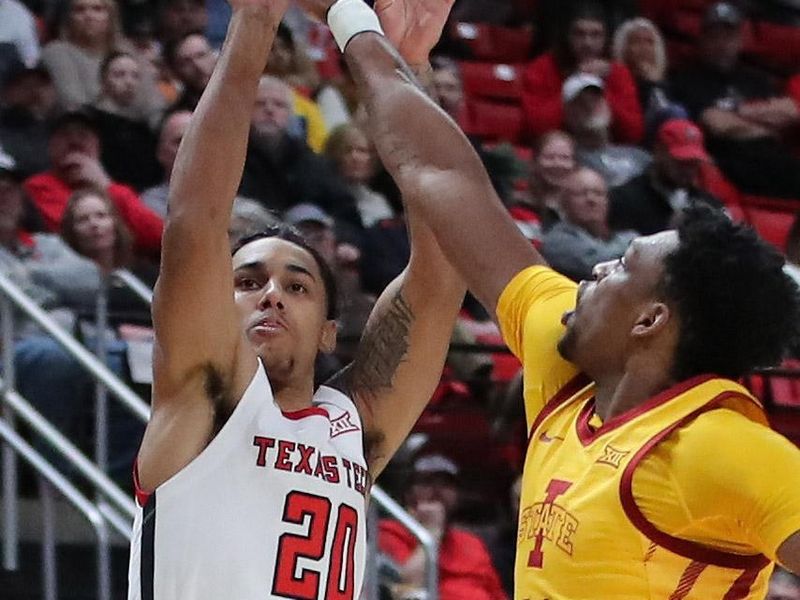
[{"xmin": 247, "ymin": 406, "xmax": 371, "ymax": 500}]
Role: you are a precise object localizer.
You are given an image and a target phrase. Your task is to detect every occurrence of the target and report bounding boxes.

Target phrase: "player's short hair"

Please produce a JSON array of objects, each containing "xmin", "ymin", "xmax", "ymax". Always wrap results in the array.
[
  {"xmin": 661, "ymin": 205, "xmax": 800, "ymax": 381},
  {"xmin": 231, "ymin": 226, "xmax": 339, "ymax": 321}
]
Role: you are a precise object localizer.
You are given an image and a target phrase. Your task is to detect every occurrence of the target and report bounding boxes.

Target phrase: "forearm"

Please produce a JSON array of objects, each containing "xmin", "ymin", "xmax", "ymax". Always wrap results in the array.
[
  {"xmin": 167, "ymin": 9, "xmax": 279, "ymax": 228},
  {"xmin": 739, "ymin": 98, "xmax": 800, "ymax": 131},
  {"xmin": 344, "ymin": 33, "xmax": 543, "ymax": 311},
  {"xmin": 701, "ymin": 107, "xmax": 772, "ymax": 139}
]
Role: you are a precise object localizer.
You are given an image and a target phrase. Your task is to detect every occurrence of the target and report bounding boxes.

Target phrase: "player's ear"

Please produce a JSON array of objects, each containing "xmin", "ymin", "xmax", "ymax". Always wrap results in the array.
[
  {"xmin": 631, "ymin": 302, "xmax": 671, "ymax": 338},
  {"xmin": 319, "ymin": 319, "xmax": 337, "ymax": 354}
]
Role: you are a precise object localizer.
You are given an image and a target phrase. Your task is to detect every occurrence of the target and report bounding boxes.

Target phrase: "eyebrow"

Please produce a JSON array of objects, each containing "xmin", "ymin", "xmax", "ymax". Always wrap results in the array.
[
  {"xmin": 233, "ymin": 261, "xmax": 317, "ymax": 282},
  {"xmin": 286, "ymin": 264, "xmax": 316, "ymax": 281}
]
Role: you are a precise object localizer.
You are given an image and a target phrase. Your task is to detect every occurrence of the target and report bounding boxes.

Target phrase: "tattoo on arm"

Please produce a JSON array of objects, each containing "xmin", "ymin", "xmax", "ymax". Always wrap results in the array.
[{"xmin": 349, "ymin": 288, "xmax": 415, "ymax": 411}]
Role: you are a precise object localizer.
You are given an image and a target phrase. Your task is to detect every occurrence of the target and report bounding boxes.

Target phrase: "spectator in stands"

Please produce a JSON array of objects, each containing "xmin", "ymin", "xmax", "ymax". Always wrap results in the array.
[
  {"xmin": 0, "ymin": 150, "xmax": 98, "ymax": 308},
  {"xmin": 379, "ymin": 454, "xmax": 508, "ymax": 600},
  {"xmin": 532, "ymin": 0, "xmax": 638, "ymax": 54},
  {"xmin": 324, "ymin": 124, "xmax": 395, "ymax": 228},
  {"xmin": 767, "ymin": 568, "xmax": 800, "ymax": 600},
  {"xmin": 316, "ymin": 58, "xmax": 358, "ymax": 131},
  {"xmin": 521, "ymin": 0, "xmax": 643, "ymax": 144},
  {"xmin": 2, "ymin": 153, "xmax": 141, "ymax": 484},
  {"xmin": 671, "ymin": 2, "xmax": 800, "ymax": 199},
  {"xmin": 141, "ymin": 109, "xmax": 192, "ymax": 217},
  {"xmin": 156, "ymin": 0, "xmax": 208, "ymax": 45},
  {"xmin": 267, "ymin": 22, "xmax": 320, "ymax": 94},
  {"xmin": 562, "ymin": 74, "xmax": 651, "ymax": 186},
  {"xmin": 0, "ymin": 0, "xmax": 40, "ymax": 80},
  {"xmin": 284, "ymin": 203, "xmax": 372, "ymax": 370},
  {"xmin": 510, "ymin": 130, "xmax": 576, "ymax": 244},
  {"xmin": 228, "ymin": 196, "xmax": 280, "ymax": 242},
  {"xmin": 542, "ymin": 166, "xmax": 637, "ymax": 281},
  {"xmin": 610, "ymin": 119, "xmax": 722, "ymax": 235},
  {"xmin": 360, "ymin": 214, "xmax": 409, "ymax": 296},
  {"xmin": 61, "ymin": 187, "xmax": 133, "ymax": 272},
  {"xmin": 266, "ymin": 23, "xmax": 327, "ymax": 152},
  {"xmin": 24, "ymin": 110, "xmax": 163, "ymax": 257},
  {"xmin": 431, "ymin": 56, "xmax": 467, "ymax": 127},
  {"xmin": 0, "ymin": 64, "xmax": 56, "ymax": 177},
  {"xmin": 90, "ymin": 52, "xmax": 161, "ymax": 191},
  {"xmin": 165, "ymin": 31, "xmax": 216, "ymax": 112},
  {"xmin": 612, "ymin": 17, "xmax": 688, "ymax": 138},
  {"xmin": 41, "ymin": 0, "xmax": 160, "ymax": 115},
  {"xmin": 239, "ymin": 76, "xmax": 357, "ymax": 224},
  {"xmin": 56, "ymin": 187, "xmax": 153, "ymax": 482}
]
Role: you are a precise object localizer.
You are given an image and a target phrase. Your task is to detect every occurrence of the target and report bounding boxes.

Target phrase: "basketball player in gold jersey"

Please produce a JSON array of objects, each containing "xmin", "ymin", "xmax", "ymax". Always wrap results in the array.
[{"xmin": 297, "ymin": 0, "xmax": 800, "ymax": 597}]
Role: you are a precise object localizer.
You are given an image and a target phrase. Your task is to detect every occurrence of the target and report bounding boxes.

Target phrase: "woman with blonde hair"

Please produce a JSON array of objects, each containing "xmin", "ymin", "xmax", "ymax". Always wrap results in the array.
[
  {"xmin": 41, "ymin": 0, "xmax": 163, "ymax": 115},
  {"xmin": 60, "ymin": 186, "xmax": 135, "ymax": 273},
  {"xmin": 612, "ymin": 17, "xmax": 687, "ymax": 136},
  {"xmin": 324, "ymin": 123, "xmax": 395, "ymax": 228}
]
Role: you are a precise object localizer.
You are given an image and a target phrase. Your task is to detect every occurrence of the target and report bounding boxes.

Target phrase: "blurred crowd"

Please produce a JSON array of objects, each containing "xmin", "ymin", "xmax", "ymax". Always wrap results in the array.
[{"xmin": 2, "ymin": 0, "xmax": 800, "ymax": 597}]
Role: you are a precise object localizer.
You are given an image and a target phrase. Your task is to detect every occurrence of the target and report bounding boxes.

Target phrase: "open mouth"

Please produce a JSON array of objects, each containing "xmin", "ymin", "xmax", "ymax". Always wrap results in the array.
[{"xmin": 251, "ymin": 316, "xmax": 286, "ymax": 335}]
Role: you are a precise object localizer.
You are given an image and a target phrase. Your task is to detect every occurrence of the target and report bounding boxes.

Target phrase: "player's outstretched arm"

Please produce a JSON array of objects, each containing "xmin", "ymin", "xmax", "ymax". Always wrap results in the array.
[
  {"xmin": 304, "ymin": 0, "xmax": 545, "ymax": 316},
  {"xmin": 320, "ymin": 2, "xmax": 466, "ymax": 477},
  {"xmin": 139, "ymin": 2, "xmax": 287, "ymax": 491}
]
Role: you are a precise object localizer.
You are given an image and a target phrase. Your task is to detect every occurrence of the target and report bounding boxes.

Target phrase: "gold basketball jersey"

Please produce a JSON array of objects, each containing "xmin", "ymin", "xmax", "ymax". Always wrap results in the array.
[{"xmin": 515, "ymin": 375, "xmax": 773, "ymax": 600}]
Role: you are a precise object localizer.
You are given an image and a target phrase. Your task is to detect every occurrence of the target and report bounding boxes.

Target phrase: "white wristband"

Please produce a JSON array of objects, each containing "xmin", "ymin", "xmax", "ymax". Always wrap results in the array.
[{"xmin": 326, "ymin": 0, "xmax": 384, "ymax": 52}]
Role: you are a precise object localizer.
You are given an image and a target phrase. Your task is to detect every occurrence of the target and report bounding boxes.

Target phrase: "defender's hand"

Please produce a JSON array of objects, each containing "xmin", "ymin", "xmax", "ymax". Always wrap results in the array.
[{"xmin": 375, "ymin": 0, "xmax": 455, "ymax": 66}]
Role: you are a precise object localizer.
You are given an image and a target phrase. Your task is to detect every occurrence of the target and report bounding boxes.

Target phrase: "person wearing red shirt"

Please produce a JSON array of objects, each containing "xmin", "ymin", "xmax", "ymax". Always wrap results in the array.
[
  {"xmin": 24, "ymin": 110, "xmax": 163, "ymax": 257},
  {"xmin": 379, "ymin": 454, "xmax": 507, "ymax": 600},
  {"xmin": 522, "ymin": 1, "xmax": 643, "ymax": 144}
]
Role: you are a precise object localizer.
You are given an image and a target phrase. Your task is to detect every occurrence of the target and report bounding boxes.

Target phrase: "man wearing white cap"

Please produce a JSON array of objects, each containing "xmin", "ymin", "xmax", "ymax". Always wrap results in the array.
[{"xmin": 563, "ymin": 72, "xmax": 651, "ymax": 187}]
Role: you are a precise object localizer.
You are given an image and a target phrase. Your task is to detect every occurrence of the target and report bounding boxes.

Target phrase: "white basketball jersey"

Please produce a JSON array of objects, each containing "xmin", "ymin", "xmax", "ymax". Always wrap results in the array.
[{"xmin": 128, "ymin": 364, "xmax": 369, "ymax": 600}]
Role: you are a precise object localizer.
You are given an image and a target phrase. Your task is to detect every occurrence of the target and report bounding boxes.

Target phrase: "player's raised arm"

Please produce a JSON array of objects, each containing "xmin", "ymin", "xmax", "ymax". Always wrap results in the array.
[
  {"xmin": 139, "ymin": 2, "xmax": 287, "ymax": 489},
  {"xmin": 301, "ymin": 0, "xmax": 545, "ymax": 316},
  {"xmin": 320, "ymin": 2, "xmax": 466, "ymax": 477}
]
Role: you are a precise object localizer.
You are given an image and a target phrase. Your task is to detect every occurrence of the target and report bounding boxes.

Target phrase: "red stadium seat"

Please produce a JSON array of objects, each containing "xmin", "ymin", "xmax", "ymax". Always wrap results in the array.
[
  {"xmin": 460, "ymin": 61, "xmax": 523, "ymax": 101},
  {"xmin": 698, "ymin": 162, "xmax": 742, "ymax": 209},
  {"xmin": 745, "ymin": 22, "xmax": 800, "ymax": 74},
  {"xmin": 740, "ymin": 197, "xmax": 799, "ymax": 251},
  {"xmin": 451, "ymin": 22, "xmax": 534, "ymax": 63},
  {"xmin": 464, "ymin": 99, "xmax": 525, "ymax": 143}
]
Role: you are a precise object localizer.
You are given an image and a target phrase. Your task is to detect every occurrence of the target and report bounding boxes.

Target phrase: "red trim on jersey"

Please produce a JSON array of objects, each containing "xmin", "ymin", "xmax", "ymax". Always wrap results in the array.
[
  {"xmin": 723, "ymin": 564, "xmax": 764, "ymax": 600},
  {"xmin": 282, "ymin": 407, "xmax": 330, "ymax": 421},
  {"xmin": 667, "ymin": 560, "xmax": 708, "ymax": 600},
  {"xmin": 619, "ymin": 391, "xmax": 771, "ymax": 570},
  {"xmin": 576, "ymin": 374, "xmax": 717, "ymax": 446},
  {"xmin": 133, "ymin": 460, "xmax": 151, "ymax": 507},
  {"xmin": 528, "ymin": 373, "xmax": 591, "ymax": 444}
]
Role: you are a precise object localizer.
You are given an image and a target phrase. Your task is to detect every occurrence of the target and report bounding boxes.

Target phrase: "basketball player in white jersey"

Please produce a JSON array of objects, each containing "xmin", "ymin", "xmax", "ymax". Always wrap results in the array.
[{"xmin": 127, "ymin": 0, "xmax": 467, "ymax": 598}]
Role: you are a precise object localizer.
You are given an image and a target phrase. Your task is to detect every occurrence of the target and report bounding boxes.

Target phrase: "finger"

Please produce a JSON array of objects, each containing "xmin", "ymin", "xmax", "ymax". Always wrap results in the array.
[{"xmin": 373, "ymin": 0, "xmax": 395, "ymax": 14}]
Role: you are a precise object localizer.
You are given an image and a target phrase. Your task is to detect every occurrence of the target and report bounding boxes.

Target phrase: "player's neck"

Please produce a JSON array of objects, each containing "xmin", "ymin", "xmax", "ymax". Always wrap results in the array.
[
  {"xmin": 593, "ymin": 363, "xmax": 675, "ymax": 422},
  {"xmin": 271, "ymin": 376, "xmax": 317, "ymax": 413}
]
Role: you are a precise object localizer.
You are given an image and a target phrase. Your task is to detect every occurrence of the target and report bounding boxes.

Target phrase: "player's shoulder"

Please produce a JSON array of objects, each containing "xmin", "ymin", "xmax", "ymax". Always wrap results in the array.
[{"xmin": 670, "ymin": 408, "xmax": 798, "ymax": 476}]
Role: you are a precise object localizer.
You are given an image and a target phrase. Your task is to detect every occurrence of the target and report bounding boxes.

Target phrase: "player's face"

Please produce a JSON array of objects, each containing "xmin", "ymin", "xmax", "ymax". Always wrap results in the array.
[
  {"xmin": 232, "ymin": 237, "xmax": 336, "ymax": 383},
  {"xmin": 558, "ymin": 231, "xmax": 679, "ymax": 376}
]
